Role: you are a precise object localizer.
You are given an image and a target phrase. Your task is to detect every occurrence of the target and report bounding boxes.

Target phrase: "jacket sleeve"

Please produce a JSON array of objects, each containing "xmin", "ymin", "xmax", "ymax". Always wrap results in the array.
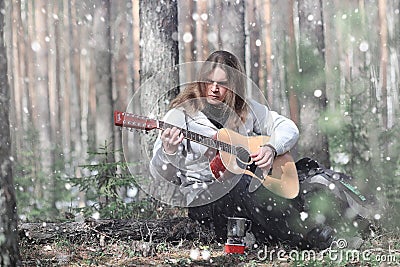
[
  {"xmin": 149, "ymin": 109, "xmax": 186, "ymax": 184},
  {"xmin": 250, "ymin": 100, "xmax": 299, "ymax": 155}
]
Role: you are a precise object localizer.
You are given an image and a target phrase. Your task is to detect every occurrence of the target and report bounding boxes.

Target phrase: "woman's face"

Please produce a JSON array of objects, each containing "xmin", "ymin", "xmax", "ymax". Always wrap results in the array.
[{"xmin": 204, "ymin": 67, "xmax": 229, "ymax": 105}]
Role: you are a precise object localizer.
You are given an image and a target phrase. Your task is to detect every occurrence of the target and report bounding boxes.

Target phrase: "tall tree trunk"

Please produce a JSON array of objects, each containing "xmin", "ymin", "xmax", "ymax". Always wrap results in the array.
[
  {"xmin": 93, "ymin": 0, "xmax": 114, "ymax": 151},
  {"xmin": 297, "ymin": 0, "xmax": 330, "ymax": 167},
  {"xmin": 286, "ymin": 0, "xmax": 300, "ymax": 126},
  {"xmin": 47, "ymin": 1, "xmax": 62, "ymax": 214},
  {"xmin": 33, "ymin": 0, "xmax": 53, "ymax": 198},
  {"xmin": 0, "ymin": 0, "xmax": 21, "ymax": 263},
  {"xmin": 61, "ymin": 0, "xmax": 72, "ymax": 172},
  {"xmin": 139, "ymin": 0, "xmax": 180, "ymax": 205},
  {"xmin": 110, "ymin": 0, "xmax": 132, "ymax": 159},
  {"xmin": 9, "ymin": 1, "xmax": 23, "ymax": 161},
  {"xmin": 265, "ymin": 0, "xmax": 291, "ymax": 116},
  {"xmin": 69, "ymin": 0, "xmax": 85, "ymax": 208},
  {"xmin": 215, "ymin": 0, "xmax": 245, "ymax": 65},
  {"xmin": 179, "ymin": 0, "xmax": 195, "ymax": 81},
  {"xmin": 378, "ymin": 0, "xmax": 388, "ymax": 131},
  {"xmin": 263, "ymin": 0, "xmax": 273, "ymax": 105},
  {"xmin": 194, "ymin": 0, "xmax": 209, "ymax": 61},
  {"xmin": 322, "ymin": 0, "xmax": 339, "ymax": 111},
  {"xmin": 244, "ymin": 0, "xmax": 261, "ymax": 100}
]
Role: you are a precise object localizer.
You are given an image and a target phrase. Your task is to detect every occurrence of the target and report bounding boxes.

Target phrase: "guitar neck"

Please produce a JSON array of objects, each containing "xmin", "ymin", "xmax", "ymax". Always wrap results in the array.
[
  {"xmin": 158, "ymin": 121, "xmax": 234, "ymax": 154},
  {"xmin": 113, "ymin": 110, "xmax": 235, "ymax": 154}
]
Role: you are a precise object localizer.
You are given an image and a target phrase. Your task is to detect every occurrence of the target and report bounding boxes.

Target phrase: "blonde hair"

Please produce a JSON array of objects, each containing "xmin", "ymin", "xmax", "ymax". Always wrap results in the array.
[{"xmin": 170, "ymin": 51, "xmax": 248, "ymax": 127}]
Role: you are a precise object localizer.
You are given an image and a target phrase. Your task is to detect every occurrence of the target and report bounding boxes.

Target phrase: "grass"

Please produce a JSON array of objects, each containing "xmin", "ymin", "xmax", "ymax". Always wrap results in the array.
[{"xmin": 20, "ymin": 232, "xmax": 400, "ymax": 266}]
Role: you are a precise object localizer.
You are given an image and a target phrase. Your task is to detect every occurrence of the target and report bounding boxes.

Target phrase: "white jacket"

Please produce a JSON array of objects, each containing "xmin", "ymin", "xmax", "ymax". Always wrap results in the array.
[{"xmin": 149, "ymin": 99, "xmax": 299, "ymax": 205}]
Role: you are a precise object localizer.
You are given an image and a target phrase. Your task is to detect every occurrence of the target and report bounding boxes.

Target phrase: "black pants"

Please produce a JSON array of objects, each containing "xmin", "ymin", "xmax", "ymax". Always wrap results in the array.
[{"xmin": 188, "ymin": 175, "xmax": 306, "ymax": 247}]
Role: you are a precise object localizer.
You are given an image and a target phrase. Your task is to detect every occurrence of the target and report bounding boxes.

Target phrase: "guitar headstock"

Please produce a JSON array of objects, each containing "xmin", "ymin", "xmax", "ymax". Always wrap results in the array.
[{"xmin": 114, "ymin": 110, "xmax": 158, "ymax": 131}]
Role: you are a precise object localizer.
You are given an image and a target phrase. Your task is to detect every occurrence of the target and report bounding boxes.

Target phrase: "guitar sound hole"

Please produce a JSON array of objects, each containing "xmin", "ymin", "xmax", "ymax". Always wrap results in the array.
[{"xmin": 235, "ymin": 147, "xmax": 251, "ymax": 164}]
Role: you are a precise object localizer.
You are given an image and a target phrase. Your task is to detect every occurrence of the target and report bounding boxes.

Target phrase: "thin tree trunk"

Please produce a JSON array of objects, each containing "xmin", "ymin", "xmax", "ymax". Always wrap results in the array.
[
  {"xmin": 263, "ymin": 0, "xmax": 273, "ymax": 105},
  {"xmin": 322, "ymin": 0, "xmax": 339, "ymax": 111},
  {"xmin": 9, "ymin": 1, "xmax": 22, "ymax": 161},
  {"xmin": 244, "ymin": 0, "xmax": 261, "ymax": 100},
  {"xmin": 47, "ymin": 1, "xmax": 61, "ymax": 214},
  {"xmin": 61, "ymin": 0, "xmax": 72, "ymax": 172},
  {"xmin": 215, "ymin": 0, "xmax": 245, "ymax": 65},
  {"xmin": 297, "ymin": 0, "xmax": 330, "ymax": 167},
  {"xmin": 287, "ymin": 0, "xmax": 300, "ymax": 126},
  {"xmin": 93, "ymin": 0, "xmax": 114, "ymax": 151},
  {"xmin": 139, "ymin": 0, "xmax": 180, "ymax": 205},
  {"xmin": 378, "ymin": 0, "xmax": 388, "ymax": 130},
  {"xmin": 110, "ymin": 1, "xmax": 131, "ymax": 158},
  {"xmin": 34, "ymin": 0, "xmax": 53, "ymax": 199},
  {"xmin": 179, "ymin": 0, "xmax": 195, "ymax": 82},
  {"xmin": 0, "ymin": 0, "xmax": 21, "ymax": 262}
]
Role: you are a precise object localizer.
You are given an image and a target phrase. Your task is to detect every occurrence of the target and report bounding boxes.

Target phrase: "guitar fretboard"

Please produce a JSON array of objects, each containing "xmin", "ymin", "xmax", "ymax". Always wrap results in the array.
[{"xmin": 158, "ymin": 121, "xmax": 235, "ymax": 154}]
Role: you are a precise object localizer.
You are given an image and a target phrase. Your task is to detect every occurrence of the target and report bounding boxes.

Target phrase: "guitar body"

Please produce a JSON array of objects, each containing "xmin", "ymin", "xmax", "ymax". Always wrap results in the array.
[
  {"xmin": 211, "ymin": 128, "xmax": 299, "ymax": 199},
  {"xmin": 113, "ymin": 110, "xmax": 299, "ymax": 199}
]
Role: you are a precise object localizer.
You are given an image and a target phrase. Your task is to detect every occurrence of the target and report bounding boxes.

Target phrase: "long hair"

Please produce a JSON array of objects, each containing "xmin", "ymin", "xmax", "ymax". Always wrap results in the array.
[{"xmin": 170, "ymin": 50, "xmax": 248, "ymax": 125}]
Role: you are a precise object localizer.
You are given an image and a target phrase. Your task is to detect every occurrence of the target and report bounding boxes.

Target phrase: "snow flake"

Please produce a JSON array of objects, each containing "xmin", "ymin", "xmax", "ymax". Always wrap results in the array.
[
  {"xmin": 64, "ymin": 183, "xmax": 71, "ymax": 190},
  {"xmin": 315, "ymin": 214, "xmax": 326, "ymax": 224},
  {"xmin": 300, "ymin": 211, "xmax": 308, "ymax": 221},
  {"xmin": 182, "ymin": 32, "xmax": 193, "ymax": 43},
  {"xmin": 201, "ymin": 250, "xmax": 211, "ymax": 260},
  {"xmin": 192, "ymin": 12, "xmax": 199, "ymax": 21},
  {"xmin": 85, "ymin": 14, "xmax": 93, "ymax": 21},
  {"xmin": 190, "ymin": 249, "xmax": 200, "ymax": 260},
  {"xmin": 207, "ymin": 32, "xmax": 218, "ymax": 43},
  {"xmin": 307, "ymin": 14, "xmax": 314, "ymax": 21},
  {"xmin": 43, "ymin": 245, "xmax": 52, "ymax": 252},
  {"xmin": 171, "ymin": 31, "xmax": 179, "ymax": 41},
  {"xmin": 127, "ymin": 187, "xmax": 138, "ymax": 198},
  {"xmin": 255, "ymin": 39, "xmax": 261, "ymax": 46},
  {"xmin": 374, "ymin": 214, "xmax": 381, "ymax": 220},
  {"xmin": 314, "ymin": 89, "xmax": 322, "ymax": 98},
  {"xmin": 200, "ymin": 13, "xmax": 208, "ymax": 21},
  {"xmin": 92, "ymin": 212, "xmax": 100, "ymax": 220},
  {"xmin": 31, "ymin": 41, "xmax": 41, "ymax": 52}
]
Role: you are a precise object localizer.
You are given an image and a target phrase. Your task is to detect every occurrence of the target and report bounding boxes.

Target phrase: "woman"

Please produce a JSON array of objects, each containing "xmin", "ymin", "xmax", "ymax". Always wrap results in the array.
[{"xmin": 149, "ymin": 50, "xmax": 325, "ymax": 248}]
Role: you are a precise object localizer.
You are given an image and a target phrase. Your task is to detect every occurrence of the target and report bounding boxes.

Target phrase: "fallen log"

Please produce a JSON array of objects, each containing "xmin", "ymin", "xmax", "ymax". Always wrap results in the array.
[{"xmin": 19, "ymin": 217, "xmax": 214, "ymax": 245}]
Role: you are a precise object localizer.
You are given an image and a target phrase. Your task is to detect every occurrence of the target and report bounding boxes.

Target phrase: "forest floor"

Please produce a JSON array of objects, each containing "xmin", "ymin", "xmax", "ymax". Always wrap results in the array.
[{"xmin": 20, "ymin": 231, "xmax": 400, "ymax": 267}]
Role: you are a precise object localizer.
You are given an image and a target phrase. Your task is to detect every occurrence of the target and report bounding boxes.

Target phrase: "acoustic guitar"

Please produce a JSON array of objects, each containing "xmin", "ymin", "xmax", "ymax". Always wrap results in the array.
[{"xmin": 114, "ymin": 110, "xmax": 299, "ymax": 199}]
